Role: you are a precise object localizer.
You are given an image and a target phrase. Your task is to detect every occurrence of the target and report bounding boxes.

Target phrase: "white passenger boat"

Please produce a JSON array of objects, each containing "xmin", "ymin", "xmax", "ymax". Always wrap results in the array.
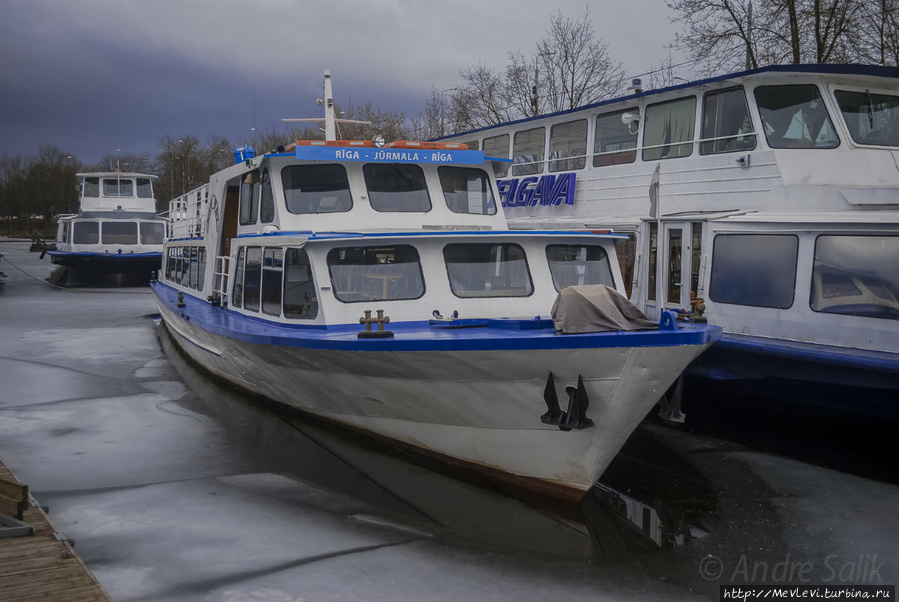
[
  {"xmin": 440, "ymin": 64, "xmax": 899, "ymax": 396},
  {"xmin": 46, "ymin": 171, "xmax": 166, "ymax": 285},
  {"xmin": 151, "ymin": 72, "xmax": 720, "ymax": 502}
]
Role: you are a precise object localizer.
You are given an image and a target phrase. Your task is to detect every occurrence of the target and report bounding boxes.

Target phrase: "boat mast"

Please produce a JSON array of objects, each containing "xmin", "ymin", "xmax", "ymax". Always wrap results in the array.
[{"xmin": 323, "ymin": 70, "xmax": 336, "ymax": 141}]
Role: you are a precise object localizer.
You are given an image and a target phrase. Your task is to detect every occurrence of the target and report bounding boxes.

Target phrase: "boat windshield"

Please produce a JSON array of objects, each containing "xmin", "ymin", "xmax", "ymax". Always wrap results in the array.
[
  {"xmin": 754, "ymin": 85, "xmax": 840, "ymax": 149},
  {"xmin": 833, "ymin": 89, "xmax": 899, "ymax": 147}
]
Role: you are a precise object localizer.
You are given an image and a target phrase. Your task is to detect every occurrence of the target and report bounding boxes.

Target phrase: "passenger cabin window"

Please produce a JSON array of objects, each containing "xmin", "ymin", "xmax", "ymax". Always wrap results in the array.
[
  {"xmin": 137, "ymin": 178, "xmax": 153, "ymax": 198},
  {"xmin": 834, "ymin": 90, "xmax": 899, "ymax": 147},
  {"xmin": 754, "ymin": 85, "xmax": 839, "ymax": 149},
  {"xmin": 140, "ymin": 222, "xmax": 166, "ymax": 245},
  {"xmin": 483, "ymin": 134, "xmax": 511, "ymax": 177},
  {"xmin": 438, "ymin": 166, "xmax": 497, "ymax": 215},
  {"xmin": 232, "ymin": 248, "xmax": 245, "ymax": 308},
  {"xmin": 811, "ymin": 235, "xmax": 899, "ymax": 321},
  {"xmin": 260, "ymin": 169, "xmax": 275, "ymax": 223},
  {"xmin": 101, "ymin": 222, "xmax": 138, "ymax": 245},
  {"xmin": 615, "ymin": 233, "xmax": 638, "ymax": 299},
  {"xmin": 511, "ymin": 127, "xmax": 545, "ymax": 176},
  {"xmin": 284, "ymin": 248, "xmax": 318, "ymax": 319},
  {"xmin": 643, "ymin": 97, "xmax": 697, "ymax": 160},
  {"xmin": 709, "ymin": 234, "xmax": 799, "ymax": 308},
  {"xmin": 594, "ymin": 109, "xmax": 639, "ymax": 166},
  {"xmin": 243, "ymin": 247, "xmax": 263, "ymax": 312},
  {"xmin": 239, "ymin": 171, "xmax": 261, "ymax": 225},
  {"xmin": 282, "ymin": 164, "xmax": 352, "ymax": 214},
  {"xmin": 83, "ymin": 178, "xmax": 100, "ymax": 197},
  {"xmin": 701, "ymin": 87, "xmax": 756, "ymax": 154},
  {"xmin": 327, "ymin": 245, "xmax": 425, "ymax": 302},
  {"xmin": 363, "ymin": 164, "xmax": 431, "ymax": 212},
  {"xmin": 549, "ymin": 119, "xmax": 587, "ymax": 171},
  {"xmin": 104, "ymin": 178, "xmax": 134, "ymax": 197},
  {"xmin": 444, "ymin": 243, "xmax": 533, "ymax": 298},
  {"xmin": 545, "ymin": 245, "xmax": 615, "ymax": 292},
  {"xmin": 262, "ymin": 248, "xmax": 283, "ymax": 316},
  {"xmin": 73, "ymin": 221, "xmax": 99, "ymax": 244}
]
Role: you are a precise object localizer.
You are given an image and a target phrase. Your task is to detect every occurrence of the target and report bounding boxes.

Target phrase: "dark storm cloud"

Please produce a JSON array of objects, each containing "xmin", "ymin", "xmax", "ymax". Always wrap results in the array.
[{"xmin": 0, "ymin": 0, "xmax": 677, "ymax": 165}]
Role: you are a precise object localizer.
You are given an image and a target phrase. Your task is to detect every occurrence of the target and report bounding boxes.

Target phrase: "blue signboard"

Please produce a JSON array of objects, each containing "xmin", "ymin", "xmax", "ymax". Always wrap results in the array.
[{"xmin": 295, "ymin": 146, "xmax": 485, "ymax": 164}]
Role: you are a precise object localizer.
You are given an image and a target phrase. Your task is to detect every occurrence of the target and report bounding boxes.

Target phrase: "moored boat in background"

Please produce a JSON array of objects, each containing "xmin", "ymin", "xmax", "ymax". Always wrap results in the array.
[{"xmin": 45, "ymin": 171, "xmax": 166, "ymax": 286}]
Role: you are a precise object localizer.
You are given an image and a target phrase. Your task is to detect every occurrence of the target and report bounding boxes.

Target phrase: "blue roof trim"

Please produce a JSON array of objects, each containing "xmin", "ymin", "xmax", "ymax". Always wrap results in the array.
[
  {"xmin": 152, "ymin": 281, "xmax": 721, "ymax": 352},
  {"xmin": 717, "ymin": 333, "xmax": 899, "ymax": 373},
  {"xmin": 436, "ymin": 63, "xmax": 899, "ymax": 141}
]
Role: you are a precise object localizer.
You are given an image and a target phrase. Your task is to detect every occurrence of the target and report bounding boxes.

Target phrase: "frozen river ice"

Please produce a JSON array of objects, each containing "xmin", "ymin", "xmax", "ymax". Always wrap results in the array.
[{"xmin": 1, "ymin": 239, "xmax": 896, "ymax": 601}]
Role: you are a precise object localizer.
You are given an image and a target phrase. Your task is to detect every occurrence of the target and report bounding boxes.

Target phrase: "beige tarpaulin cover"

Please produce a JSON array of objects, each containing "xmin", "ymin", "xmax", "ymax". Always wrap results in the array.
[{"xmin": 551, "ymin": 284, "xmax": 658, "ymax": 334}]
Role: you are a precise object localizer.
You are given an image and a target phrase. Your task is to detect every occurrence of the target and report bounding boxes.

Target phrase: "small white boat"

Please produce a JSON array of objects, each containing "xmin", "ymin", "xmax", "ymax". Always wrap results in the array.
[
  {"xmin": 46, "ymin": 171, "xmax": 166, "ymax": 285},
  {"xmin": 152, "ymin": 72, "xmax": 720, "ymax": 501}
]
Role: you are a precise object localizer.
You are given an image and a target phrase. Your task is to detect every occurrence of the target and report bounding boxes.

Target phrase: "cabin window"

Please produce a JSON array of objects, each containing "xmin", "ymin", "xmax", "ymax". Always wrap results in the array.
[
  {"xmin": 284, "ymin": 248, "xmax": 318, "ymax": 319},
  {"xmin": 243, "ymin": 246, "xmax": 263, "ymax": 312},
  {"xmin": 438, "ymin": 166, "xmax": 497, "ymax": 215},
  {"xmin": 701, "ymin": 87, "xmax": 756, "ymax": 154},
  {"xmin": 690, "ymin": 222, "xmax": 703, "ymax": 295},
  {"xmin": 103, "ymin": 178, "xmax": 134, "ymax": 197},
  {"xmin": 283, "ymin": 164, "xmax": 352, "ymax": 214},
  {"xmin": 166, "ymin": 247, "xmax": 179, "ymax": 283},
  {"xmin": 549, "ymin": 119, "xmax": 587, "ymax": 172},
  {"xmin": 137, "ymin": 178, "xmax": 153, "ymax": 198},
  {"xmin": 188, "ymin": 247, "xmax": 199, "ymax": 290},
  {"xmin": 709, "ymin": 234, "xmax": 798, "ymax": 308},
  {"xmin": 83, "ymin": 178, "xmax": 100, "ymax": 198},
  {"xmin": 615, "ymin": 233, "xmax": 638, "ymax": 299},
  {"xmin": 239, "ymin": 171, "xmax": 260, "ymax": 225},
  {"xmin": 232, "ymin": 248, "xmax": 245, "ymax": 308},
  {"xmin": 483, "ymin": 134, "xmax": 510, "ymax": 177},
  {"xmin": 60, "ymin": 222, "xmax": 69, "ymax": 244},
  {"xmin": 834, "ymin": 90, "xmax": 899, "ymax": 147},
  {"xmin": 594, "ymin": 109, "xmax": 639, "ymax": 167},
  {"xmin": 101, "ymin": 222, "xmax": 137, "ymax": 245},
  {"xmin": 643, "ymin": 97, "xmax": 696, "ymax": 161},
  {"xmin": 363, "ymin": 164, "xmax": 431, "ymax": 212},
  {"xmin": 443, "ymin": 243, "xmax": 533, "ymax": 298},
  {"xmin": 140, "ymin": 222, "xmax": 165, "ymax": 245},
  {"xmin": 810, "ymin": 235, "xmax": 899, "ymax": 321},
  {"xmin": 754, "ymin": 85, "xmax": 839, "ymax": 149},
  {"xmin": 327, "ymin": 245, "xmax": 425, "ymax": 302},
  {"xmin": 179, "ymin": 246, "xmax": 190, "ymax": 284},
  {"xmin": 545, "ymin": 245, "xmax": 615, "ymax": 292},
  {"xmin": 196, "ymin": 247, "xmax": 206, "ymax": 290},
  {"xmin": 461, "ymin": 140, "xmax": 479, "ymax": 150},
  {"xmin": 260, "ymin": 169, "xmax": 275, "ymax": 223},
  {"xmin": 647, "ymin": 223, "xmax": 658, "ymax": 302},
  {"xmin": 511, "ymin": 127, "xmax": 545, "ymax": 176},
  {"xmin": 262, "ymin": 248, "xmax": 283, "ymax": 316}
]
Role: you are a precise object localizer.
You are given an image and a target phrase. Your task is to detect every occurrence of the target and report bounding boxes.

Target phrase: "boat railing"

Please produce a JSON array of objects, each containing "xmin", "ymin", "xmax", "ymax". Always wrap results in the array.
[
  {"xmin": 167, "ymin": 184, "xmax": 209, "ymax": 240},
  {"xmin": 212, "ymin": 255, "xmax": 230, "ymax": 306}
]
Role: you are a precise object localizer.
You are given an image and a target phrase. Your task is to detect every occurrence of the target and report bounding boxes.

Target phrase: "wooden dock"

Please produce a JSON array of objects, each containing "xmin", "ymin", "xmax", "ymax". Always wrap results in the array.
[{"xmin": 0, "ymin": 457, "xmax": 111, "ymax": 602}]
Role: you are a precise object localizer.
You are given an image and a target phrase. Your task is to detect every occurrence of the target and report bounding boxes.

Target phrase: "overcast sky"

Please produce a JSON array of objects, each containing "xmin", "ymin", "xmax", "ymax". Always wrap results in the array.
[{"xmin": 0, "ymin": 0, "xmax": 681, "ymax": 165}]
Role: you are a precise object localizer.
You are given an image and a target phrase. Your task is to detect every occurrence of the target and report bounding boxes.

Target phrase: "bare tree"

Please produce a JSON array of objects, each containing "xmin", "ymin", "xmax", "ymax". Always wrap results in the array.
[
  {"xmin": 454, "ymin": 63, "xmax": 516, "ymax": 129},
  {"xmin": 536, "ymin": 8, "xmax": 627, "ymax": 112},
  {"xmin": 668, "ymin": 0, "xmax": 896, "ymax": 74}
]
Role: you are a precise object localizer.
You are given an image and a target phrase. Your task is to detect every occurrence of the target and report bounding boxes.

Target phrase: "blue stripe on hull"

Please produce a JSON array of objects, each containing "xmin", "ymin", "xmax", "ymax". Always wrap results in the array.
[{"xmin": 151, "ymin": 281, "xmax": 721, "ymax": 353}]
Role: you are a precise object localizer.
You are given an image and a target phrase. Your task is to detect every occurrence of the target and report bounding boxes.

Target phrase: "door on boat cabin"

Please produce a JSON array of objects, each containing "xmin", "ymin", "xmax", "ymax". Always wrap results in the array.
[{"xmin": 646, "ymin": 220, "xmax": 704, "ymax": 317}]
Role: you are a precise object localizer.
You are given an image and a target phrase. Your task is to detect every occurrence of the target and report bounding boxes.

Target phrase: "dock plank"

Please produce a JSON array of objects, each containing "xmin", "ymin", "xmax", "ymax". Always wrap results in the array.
[{"xmin": 0, "ymin": 456, "xmax": 110, "ymax": 601}]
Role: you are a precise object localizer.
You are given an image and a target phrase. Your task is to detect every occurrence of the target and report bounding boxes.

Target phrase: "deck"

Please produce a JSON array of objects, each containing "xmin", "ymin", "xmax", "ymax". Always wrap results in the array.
[{"xmin": 0, "ymin": 456, "xmax": 110, "ymax": 601}]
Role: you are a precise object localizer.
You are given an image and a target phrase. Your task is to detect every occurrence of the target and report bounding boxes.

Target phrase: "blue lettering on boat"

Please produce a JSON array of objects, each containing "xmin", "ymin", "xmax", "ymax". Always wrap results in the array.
[{"xmin": 497, "ymin": 173, "xmax": 576, "ymax": 208}]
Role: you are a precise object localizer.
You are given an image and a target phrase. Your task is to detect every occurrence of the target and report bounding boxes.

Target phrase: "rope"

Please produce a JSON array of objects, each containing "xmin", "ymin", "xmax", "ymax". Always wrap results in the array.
[{"xmin": 0, "ymin": 252, "xmax": 152, "ymax": 294}]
